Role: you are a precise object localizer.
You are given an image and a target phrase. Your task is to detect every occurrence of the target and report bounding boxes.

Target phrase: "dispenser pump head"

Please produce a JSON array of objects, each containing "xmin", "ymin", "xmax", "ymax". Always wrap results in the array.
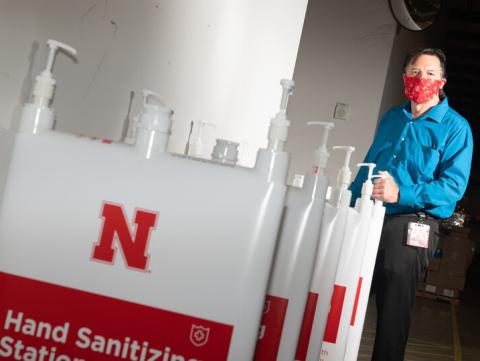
[
  {"xmin": 198, "ymin": 121, "xmax": 216, "ymax": 132},
  {"xmin": 332, "ymin": 146, "xmax": 355, "ymax": 189},
  {"xmin": 267, "ymin": 79, "xmax": 295, "ymax": 151},
  {"xmin": 137, "ymin": 89, "xmax": 173, "ymax": 133},
  {"xmin": 142, "ymin": 90, "xmax": 164, "ymax": 107},
  {"xmin": 279, "ymin": 79, "xmax": 295, "ymax": 112},
  {"xmin": 307, "ymin": 121, "xmax": 335, "ymax": 174},
  {"xmin": 195, "ymin": 121, "xmax": 216, "ymax": 147},
  {"xmin": 33, "ymin": 39, "xmax": 77, "ymax": 107},
  {"xmin": 356, "ymin": 163, "xmax": 376, "ymax": 197}
]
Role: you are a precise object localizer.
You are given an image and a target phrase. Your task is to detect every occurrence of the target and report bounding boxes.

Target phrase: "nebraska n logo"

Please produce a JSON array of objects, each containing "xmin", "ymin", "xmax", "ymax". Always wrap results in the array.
[{"xmin": 92, "ymin": 202, "xmax": 158, "ymax": 272}]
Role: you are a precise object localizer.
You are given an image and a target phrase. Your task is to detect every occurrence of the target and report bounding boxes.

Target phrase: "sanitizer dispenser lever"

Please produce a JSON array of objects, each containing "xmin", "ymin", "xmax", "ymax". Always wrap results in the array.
[
  {"xmin": 267, "ymin": 79, "xmax": 295, "ymax": 152},
  {"xmin": 19, "ymin": 39, "xmax": 77, "ymax": 133},
  {"xmin": 307, "ymin": 121, "xmax": 334, "ymax": 175},
  {"xmin": 329, "ymin": 146, "xmax": 355, "ymax": 207}
]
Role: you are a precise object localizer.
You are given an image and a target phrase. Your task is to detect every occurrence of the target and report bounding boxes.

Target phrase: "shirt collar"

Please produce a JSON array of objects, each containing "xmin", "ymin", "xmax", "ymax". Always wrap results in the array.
[{"xmin": 401, "ymin": 97, "xmax": 449, "ymax": 123}]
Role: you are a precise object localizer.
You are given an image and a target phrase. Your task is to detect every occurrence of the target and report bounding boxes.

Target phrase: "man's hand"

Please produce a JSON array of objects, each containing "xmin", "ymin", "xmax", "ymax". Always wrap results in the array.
[{"xmin": 372, "ymin": 171, "xmax": 399, "ymax": 203}]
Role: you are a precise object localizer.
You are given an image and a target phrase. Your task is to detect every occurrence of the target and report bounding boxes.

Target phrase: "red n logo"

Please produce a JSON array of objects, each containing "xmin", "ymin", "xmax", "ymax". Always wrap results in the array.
[{"xmin": 92, "ymin": 202, "xmax": 158, "ymax": 271}]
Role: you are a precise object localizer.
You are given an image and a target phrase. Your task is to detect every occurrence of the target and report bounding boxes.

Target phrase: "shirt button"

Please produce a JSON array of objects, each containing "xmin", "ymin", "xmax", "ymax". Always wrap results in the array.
[
  {"xmin": 401, "ymin": 138, "xmax": 405, "ymax": 141},
  {"xmin": 393, "ymin": 155, "xmax": 397, "ymax": 158},
  {"xmin": 410, "ymin": 121, "xmax": 413, "ymax": 125}
]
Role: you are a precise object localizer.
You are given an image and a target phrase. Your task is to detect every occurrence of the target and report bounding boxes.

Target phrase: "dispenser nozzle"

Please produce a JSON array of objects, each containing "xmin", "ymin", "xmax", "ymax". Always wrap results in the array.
[
  {"xmin": 333, "ymin": 146, "xmax": 355, "ymax": 168},
  {"xmin": 32, "ymin": 39, "xmax": 77, "ymax": 107},
  {"xmin": 279, "ymin": 79, "xmax": 295, "ymax": 112},
  {"xmin": 190, "ymin": 121, "xmax": 216, "ymax": 158},
  {"xmin": 357, "ymin": 162, "xmax": 377, "ymax": 197},
  {"xmin": 329, "ymin": 145, "xmax": 355, "ymax": 206},
  {"xmin": 198, "ymin": 121, "xmax": 216, "ymax": 130},
  {"xmin": 142, "ymin": 89, "xmax": 165, "ymax": 107},
  {"xmin": 332, "ymin": 145, "xmax": 355, "ymax": 188},
  {"xmin": 307, "ymin": 121, "xmax": 335, "ymax": 174},
  {"xmin": 43, "ymin": 39, "xmax": 77, "ymax": 77},
  {"xmin": 267, "ymin": 79, "xmax": 295, "ymax": 151},
  {"xmin": 356, "ymin": 163, "xmax": 376, "ymax": 182},
  {"xmin": 197, "ymin": 121, "xmax": 216, "ymax": 140}
]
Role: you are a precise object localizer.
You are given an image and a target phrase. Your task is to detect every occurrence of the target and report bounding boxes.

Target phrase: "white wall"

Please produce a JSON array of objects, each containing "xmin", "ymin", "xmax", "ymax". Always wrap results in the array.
[
  {"xmin": 0, "ymin": 0, "xmax": 308, "ymax": 166},
  {"xmin": 285, "ymin": 0, "xmax": 397, "ymax": 185},
  {"xmin": 0, "ymin": 0, "xmax": 448, "ymax": 177}
]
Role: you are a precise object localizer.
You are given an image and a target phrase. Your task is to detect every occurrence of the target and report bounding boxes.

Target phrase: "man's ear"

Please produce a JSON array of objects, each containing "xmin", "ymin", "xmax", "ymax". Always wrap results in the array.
[{"xmin": 440, "ymin": 78, "xmax": 447, "ymax": 89}]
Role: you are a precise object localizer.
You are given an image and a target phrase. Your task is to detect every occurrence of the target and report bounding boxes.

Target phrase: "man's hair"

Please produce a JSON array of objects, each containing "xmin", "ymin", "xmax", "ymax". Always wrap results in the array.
[{"xmin": 403, "ymin": 47, "xmax": 447, "ymax": 99}]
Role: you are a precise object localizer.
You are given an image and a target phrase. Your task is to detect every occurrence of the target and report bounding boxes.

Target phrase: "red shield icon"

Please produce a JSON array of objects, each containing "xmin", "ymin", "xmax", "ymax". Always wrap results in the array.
[{"xmin": 190, "ymin": 324, "xmax": 210, "ymax": 347}]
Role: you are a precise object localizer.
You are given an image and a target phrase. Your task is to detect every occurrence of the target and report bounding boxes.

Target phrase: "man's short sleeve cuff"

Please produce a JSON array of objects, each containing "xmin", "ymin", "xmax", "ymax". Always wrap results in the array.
[{"xmin": 398, "ymin": 185, "xmax": 416, "ymax": 207}]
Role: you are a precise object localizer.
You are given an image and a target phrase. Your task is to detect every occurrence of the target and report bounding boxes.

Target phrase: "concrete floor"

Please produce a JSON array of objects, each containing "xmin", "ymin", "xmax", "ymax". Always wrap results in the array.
[{"xmin": 358, "ymin": 254, "xmax": 480, "ymax": 361}]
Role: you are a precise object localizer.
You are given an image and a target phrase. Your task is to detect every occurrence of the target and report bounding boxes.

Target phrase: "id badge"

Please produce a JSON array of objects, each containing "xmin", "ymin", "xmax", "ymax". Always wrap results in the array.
[{"xmin": 406, "ymin": 222, "xmax": 430, "ymax": 248}]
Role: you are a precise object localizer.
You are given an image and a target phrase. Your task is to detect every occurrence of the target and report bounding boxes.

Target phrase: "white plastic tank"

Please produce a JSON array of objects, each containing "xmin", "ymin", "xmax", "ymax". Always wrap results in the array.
[
  {"xmin": 254, "ymin": 121, "xmax": 333, "ymax": 361},
  {"xmin": 0, "ymin": 72, "xmax": 296, "ymax": 360},
  {"xmin": 295, "ymin": 146, "xmax": 355, "ymax": 361},
  {"xmin": 318, "ymin": 163, "xmax": 376, "ymax": 361},
  {"xmin": 344, "ymin": 177, "xmax": 386, "ymax": 361}
]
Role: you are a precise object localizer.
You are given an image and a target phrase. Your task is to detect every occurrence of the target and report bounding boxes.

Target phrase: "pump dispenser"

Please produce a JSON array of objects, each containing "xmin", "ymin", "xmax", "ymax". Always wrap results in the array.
[
  {"xmin": 19, "ymin": 39, "xmax": 77, "ymax": 133},
  {"xmin": 134, "ymin": 90, "xmax": 173, "ymax": 158},
  {"xmin": 306, "ymin": 121, "xmax": 334, "ymax": 175},
  {"xmin": 319, "ymin": 165, "xmax": 381, "ymax": 361},
  {"xmin": 292, "ymin": 174, "xmax": 305, "ymax": 188},
  {"xmin": 295, "ymin": 146, "xmax": 356, "ymax": 361},
  {"xmin": 255, "ymin": 79, "xmax": 294, "ymax": 184},
  {"xmin": 255, "ymin": 120, "xmax": 332, "ymax": 361},
  {"xmin": 344, "ymin": 174, "xmax": 386, "ymax": 361},
  {"xmin": 211, "ymin": 139, "xmax": 239, "ymax": 165},
  {"xmin": 355, "ymin": 163, "xmax": 376, "ymax": 213},
  {"xmin": 329, "ymin": 146, "xmax": 355, "ymax": 207},
  {"xmin": 267, "ymin": 79, "xmax": 294, "ymax": 152},
  {"xmin": 190, "ymin": 121, "xmax": 216, "ymax": 158}
]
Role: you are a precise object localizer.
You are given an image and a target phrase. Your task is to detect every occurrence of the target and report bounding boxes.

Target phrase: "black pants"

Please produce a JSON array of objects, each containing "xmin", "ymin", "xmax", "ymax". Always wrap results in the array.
[{"xmin": 371, "ymin": 214, "xmax": 440, "ymax": 361}]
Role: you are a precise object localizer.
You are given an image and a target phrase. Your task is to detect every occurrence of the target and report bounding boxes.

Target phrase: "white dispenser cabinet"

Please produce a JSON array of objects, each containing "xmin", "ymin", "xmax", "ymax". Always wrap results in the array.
[{"xmin": 0, "ymin": 77, "xmax": 295, "ymax": 360}]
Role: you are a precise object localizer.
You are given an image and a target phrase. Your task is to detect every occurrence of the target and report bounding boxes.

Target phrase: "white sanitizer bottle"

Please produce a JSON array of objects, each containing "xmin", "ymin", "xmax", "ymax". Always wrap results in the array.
[
  {"xmin": 134, "ymin": 90, "xmax": 173, "ymax": 158},
  {"xmin": 295, "ymin": 146, "xmax": 356, "ymax": 361},
  {"xmin": 254, "ymin": 121, "xmax": 334, "ymax": 361}
]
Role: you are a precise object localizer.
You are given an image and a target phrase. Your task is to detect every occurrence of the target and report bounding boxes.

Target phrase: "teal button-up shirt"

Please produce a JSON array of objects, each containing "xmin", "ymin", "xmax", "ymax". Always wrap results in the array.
[{"xmin": 350, "ymin": 98, "xmax": 473, "ymax": 219}]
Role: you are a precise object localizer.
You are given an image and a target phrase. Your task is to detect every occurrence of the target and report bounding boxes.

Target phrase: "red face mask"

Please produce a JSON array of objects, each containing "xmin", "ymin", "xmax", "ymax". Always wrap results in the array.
[{"xmin": 403, "ymin": 75, "xmax": 444, "ymax": 104}]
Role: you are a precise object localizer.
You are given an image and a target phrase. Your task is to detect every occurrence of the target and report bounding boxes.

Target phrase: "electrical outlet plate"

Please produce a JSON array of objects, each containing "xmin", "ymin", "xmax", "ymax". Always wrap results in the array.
[{"xmin": 334, "ymin": 102, "xmax": 350, "ymax": 121}]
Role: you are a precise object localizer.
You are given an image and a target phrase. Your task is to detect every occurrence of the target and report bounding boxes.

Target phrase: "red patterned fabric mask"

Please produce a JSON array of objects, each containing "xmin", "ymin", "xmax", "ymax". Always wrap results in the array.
[{"xmin": 403, "ymin": 75, "xmax": 444, "ymax": 104}]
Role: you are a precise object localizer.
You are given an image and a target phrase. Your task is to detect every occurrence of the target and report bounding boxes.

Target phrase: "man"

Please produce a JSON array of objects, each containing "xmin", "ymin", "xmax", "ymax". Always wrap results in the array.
[{"xmin": 350, "ymin": 47, "xmax": 474, "ymax": 361}]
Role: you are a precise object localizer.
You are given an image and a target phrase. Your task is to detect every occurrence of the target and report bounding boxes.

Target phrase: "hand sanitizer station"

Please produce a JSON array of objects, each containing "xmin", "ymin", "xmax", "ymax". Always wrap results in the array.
[
  {"xmin": 0, "ymin": 42, "xmax": 293, "ymax": 361},
  {"xmin": 0, "ymin": 1, "xmax": 310, "ymax": 360}
]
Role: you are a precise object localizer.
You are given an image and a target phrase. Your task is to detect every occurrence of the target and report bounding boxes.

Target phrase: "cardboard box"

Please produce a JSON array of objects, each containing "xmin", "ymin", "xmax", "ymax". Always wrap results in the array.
[
  {"xmin": 436, "ymin": 232, "xmax": 473, "ymax": 277},
  {"xmin": 425, "ymin": 270, "xmax": 466, "ymax": 290},
  {"xmin": 440, "ymin": 226, "xmax": 471, "ymax": 237},
  {"xmin": 428, "ymin": 258, "xmax": 441, "ymax": 272},
  {"xmin": 467, "ymin": 240, "xmax": 476, "ymax": 266},
  {"xmin": 417, "ymin": 282, "xmax": 461, "ymax": 299}
]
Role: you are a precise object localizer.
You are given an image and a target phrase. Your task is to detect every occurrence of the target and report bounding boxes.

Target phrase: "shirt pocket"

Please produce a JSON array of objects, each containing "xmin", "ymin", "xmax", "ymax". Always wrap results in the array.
[{"xmin": 408, "ymin": 143, "xmax": 441, "ymax": 182}]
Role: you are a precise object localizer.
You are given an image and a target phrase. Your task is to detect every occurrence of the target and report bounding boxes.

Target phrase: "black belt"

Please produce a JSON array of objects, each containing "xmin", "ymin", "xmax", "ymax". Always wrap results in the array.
[{"xmin": 386, "ymin": 211, "xmax": 440, "ymax": 221}]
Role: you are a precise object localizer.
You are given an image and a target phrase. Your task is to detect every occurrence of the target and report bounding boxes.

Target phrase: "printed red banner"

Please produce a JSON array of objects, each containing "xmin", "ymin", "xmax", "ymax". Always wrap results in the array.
[
  {"xmin": 350, "ymin": 277, "xmax": 363, "ymax": 326},
  {"xmin": 0, "ymin": 272, "xmax": 233, "ymax": 360},
  {"xmin": 294, "ymin": 292, "xmax": 318, "ymax": 361},
  {"xmin": 323, "ymin": 285, "xmax": 347, "ymax": 343},
  {"xmin": 253, "ymin": 294, "xmax": 289, "ymax": 361}
]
